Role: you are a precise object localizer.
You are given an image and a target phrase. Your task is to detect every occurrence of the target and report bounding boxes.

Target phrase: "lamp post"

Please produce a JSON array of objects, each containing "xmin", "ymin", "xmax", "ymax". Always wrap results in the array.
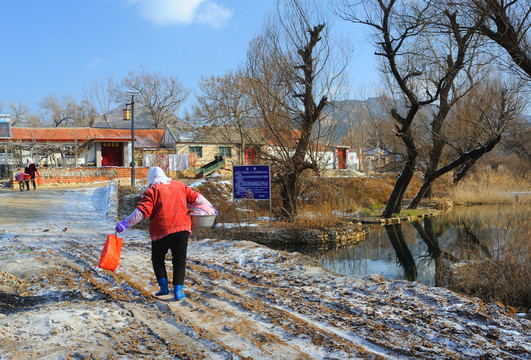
[
  {"xmin": 123, "ymin": 90, "xmax": 140, "ymax": 186},
  {"xmin": 74, "ymin": 100, "xmax": 77, "ymax": 168}
]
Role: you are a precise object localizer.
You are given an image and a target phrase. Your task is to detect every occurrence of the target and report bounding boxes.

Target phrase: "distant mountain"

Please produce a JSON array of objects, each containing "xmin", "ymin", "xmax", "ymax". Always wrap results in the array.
[
  {"xmin": 322, "ymin": 97, "xmax": 392, "ymax": 143},
  {"xmin": 92, "ymin": 105, "xmax": 188, "ymax": 129},
  {"xmin": 323, "ymin": 97, "xmax": 437, "ymax": 145}
]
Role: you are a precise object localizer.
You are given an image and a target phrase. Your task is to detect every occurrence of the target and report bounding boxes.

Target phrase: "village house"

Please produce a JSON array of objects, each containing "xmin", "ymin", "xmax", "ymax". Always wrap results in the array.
[
  {"xmin": 0, "ymin": 126, "xmax": 164, "ymax": 181},
  {"xmin": 162, "ymin": 126, "xmax": 266, "ymax": 168},
  {"xmin": 0, "ymin": 127, "xmax": 163, "ymax": 168},
  {"xmin": 163, "ymin": 125, "xmax": 360, "ymax": 173},
  {"xmin": 1, "ymin": 121, "xmax": 364, "ymax": 183}
]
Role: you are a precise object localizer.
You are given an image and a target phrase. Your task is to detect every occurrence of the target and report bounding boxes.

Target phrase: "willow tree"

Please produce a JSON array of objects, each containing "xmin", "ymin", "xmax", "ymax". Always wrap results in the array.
[
  {"xmin": 409, "ymin": 77, "xmax": 527, "ymax": 207},
  {"xmin": 338, "ymin": 0, "xmax": 447, "ymax": 217},
  {"xmin": 338, "ymin": 0, "xmax": 523, "ymax": 215},
  {"xmin": 243, "ymin": 0, "xmax": 348, "ymax": 220},
  {"xmin": 467, "ymin": 0, "xmax": 531, "ymax": 78}
]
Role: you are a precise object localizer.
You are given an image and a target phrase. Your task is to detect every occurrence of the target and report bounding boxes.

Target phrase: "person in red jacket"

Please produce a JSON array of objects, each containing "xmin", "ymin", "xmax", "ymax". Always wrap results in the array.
[
  {"xmin": 115, "ymin": 167, "xmax": 215, "ymax": 301},
  {"xmin": 24, "ymin": 158, "xmax": 38, "ymax": 191}
]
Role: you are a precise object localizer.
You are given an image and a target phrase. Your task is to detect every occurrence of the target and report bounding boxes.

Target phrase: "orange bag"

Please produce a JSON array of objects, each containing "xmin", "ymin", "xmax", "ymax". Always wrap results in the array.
[
  {"xmin": 36, "ymin": 170, "xmax": 41, "ymax": 185},
  {"xmin": 98, "ymin": 234, "xmax": 123, "ymax": 271}
]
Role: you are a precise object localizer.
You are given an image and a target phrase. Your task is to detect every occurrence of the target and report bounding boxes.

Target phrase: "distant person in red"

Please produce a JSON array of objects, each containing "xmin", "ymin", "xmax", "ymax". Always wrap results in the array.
[
  {"xmin": 24, "ymin": 158, "xmax": 37, "ymax": 191},
  {"xmin": 115, "ymin": 167, "xmax": 216, "ymax": 301}
]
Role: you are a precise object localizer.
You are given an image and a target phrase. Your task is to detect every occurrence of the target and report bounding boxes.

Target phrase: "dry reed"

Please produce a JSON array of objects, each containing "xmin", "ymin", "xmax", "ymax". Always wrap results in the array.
[
  {"xmin": 448, "ymin": 205, "xmax": 531, "ymax": 312},
  {"xmin": 449, "ymin": 166, "xmax": 531, "ymax": 205}
]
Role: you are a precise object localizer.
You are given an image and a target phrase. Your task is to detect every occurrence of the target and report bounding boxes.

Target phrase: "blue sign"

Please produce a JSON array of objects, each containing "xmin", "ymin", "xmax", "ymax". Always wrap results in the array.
[
  {"xmin": 0, "ymin": 115, "xmax": 11, "ymax": 138},
  {"xmin": 233, "ymin": 165, "xmax": 270, "ymax": 200}
]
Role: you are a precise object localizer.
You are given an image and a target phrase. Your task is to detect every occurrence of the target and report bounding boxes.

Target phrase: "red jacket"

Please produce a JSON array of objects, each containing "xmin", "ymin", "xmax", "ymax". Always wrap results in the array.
[{"xmin": 136, "ymin": 180, "xmax": 199, "ymax": 241}]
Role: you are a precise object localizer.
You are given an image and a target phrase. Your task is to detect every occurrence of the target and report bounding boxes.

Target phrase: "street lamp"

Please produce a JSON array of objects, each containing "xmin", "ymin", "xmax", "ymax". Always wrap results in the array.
[{"xmin": 123, "ymin": 90, "xmax": 140, "ymax": 186}]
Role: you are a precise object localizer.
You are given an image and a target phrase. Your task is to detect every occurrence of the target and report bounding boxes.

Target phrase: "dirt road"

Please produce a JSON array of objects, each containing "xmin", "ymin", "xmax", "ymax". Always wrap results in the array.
[{"xmin": 0, "ymin": 185, "xmax": 529, "ymax": 359}]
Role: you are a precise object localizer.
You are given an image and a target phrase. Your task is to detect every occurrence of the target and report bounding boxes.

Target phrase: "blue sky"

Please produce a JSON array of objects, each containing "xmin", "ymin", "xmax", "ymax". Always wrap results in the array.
[{"xmin": 1, "ymin": 0, "xmax": 380, "ymax": 115}]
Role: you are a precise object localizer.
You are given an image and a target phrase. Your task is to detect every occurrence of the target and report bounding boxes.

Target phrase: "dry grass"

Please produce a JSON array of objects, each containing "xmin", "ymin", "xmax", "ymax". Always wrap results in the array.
[
  {"xmin": 170, "ymin": 173, "xmax": 437, "ymax": 228},
  {"xmin": 119, "ymin": 166, "xmax": 529, "ymax": 228},
  {"xmin": 449, "ymin": 165, "xmax": 531, "ymax": 205},
  {"xmin": 448, "ymin": 207, "xmax": 531, "ymax": 312}
]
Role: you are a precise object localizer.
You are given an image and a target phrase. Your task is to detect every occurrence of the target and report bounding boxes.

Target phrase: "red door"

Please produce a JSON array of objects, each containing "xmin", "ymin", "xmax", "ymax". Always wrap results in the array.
[
  {"xmin": 337, "ymin": 148, "xmax": 347, "ymax": 169},
  {"xmin": 244, "ymin": 149, "xmax": 256, "ymax": 165},
  {"xmin": 101, "ymin": 142, "xmax": 124, "ymax": 166}
]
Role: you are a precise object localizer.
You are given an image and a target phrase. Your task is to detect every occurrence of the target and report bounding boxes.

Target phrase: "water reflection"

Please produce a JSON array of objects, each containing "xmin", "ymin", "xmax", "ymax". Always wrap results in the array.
[
  {"xmin": 317, "ymin": 204, "xmax": 530, "ymax": 287},
  {"xmin": 384, "ymin": 224, "xmax": 417, "ymax": 281}
]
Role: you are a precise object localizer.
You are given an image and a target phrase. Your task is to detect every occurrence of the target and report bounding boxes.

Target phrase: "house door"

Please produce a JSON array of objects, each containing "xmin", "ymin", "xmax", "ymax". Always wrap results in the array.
[
  {"xmin": 244, "ymin": 148, "xmax": 256, "ymax": 165},
  {"xmin": 101, "ymin": 142, "xmax": 124, "ymax": 167},
  {"xmin": 337, "ymin": 148, "xmax": 347, "ymax": 169}
]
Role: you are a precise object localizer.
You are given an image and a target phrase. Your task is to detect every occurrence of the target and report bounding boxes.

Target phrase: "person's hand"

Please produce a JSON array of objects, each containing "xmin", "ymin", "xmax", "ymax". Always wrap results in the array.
[{"xmin": 115, "ymin": 220, "xmax": 129, "ymax": 233}]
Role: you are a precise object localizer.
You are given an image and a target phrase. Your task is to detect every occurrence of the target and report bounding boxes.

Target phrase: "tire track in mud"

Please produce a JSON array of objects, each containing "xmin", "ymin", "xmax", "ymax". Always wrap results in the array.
[
  {"xmin": 173, "ymin": 258, "xmax": 393, "ymax": 359},
  {"xmin": 44, "ymin": 238, "xmax": 239, "ymax": 359},
  {"xmin": 49, "ymin": 235, "xmax": 385, "ymax": 359},
  {"xmin": 1, "ymin": 220, "xmax": 231, "ymax": 359}
]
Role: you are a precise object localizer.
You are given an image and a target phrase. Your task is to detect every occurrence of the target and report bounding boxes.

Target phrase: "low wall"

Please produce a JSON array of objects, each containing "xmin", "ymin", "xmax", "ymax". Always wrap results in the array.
[
  {"xmin": 10, "ymin": 167, "xmax": 149, "ymax": 189},
  {"xmin": 226, "ymin": 226, "xmax": 368, "ymax": 253}
]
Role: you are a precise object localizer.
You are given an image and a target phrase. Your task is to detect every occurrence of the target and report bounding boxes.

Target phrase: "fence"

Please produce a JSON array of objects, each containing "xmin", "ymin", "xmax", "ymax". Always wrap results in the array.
[{"xmin": 9, "ymin": 166, "xmax": 149, "ymax": 189}]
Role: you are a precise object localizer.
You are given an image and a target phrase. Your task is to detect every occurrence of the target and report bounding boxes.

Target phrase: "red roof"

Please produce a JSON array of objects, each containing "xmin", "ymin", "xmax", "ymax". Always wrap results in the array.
[{"xmin": 4, "ymin": 128, "xmax": 164, "ymax": 147}]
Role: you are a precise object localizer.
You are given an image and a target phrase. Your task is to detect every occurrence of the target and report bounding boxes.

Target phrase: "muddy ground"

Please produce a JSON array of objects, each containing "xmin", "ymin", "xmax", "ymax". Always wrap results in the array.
[{"xmin": 0, "ymin": 184, "xmax": 530, "ymax": 359}]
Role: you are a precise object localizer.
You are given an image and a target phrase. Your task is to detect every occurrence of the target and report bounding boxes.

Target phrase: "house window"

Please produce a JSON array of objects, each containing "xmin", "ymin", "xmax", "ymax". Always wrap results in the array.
[
  {"xmin": 218, "ymin": 146, "xmax": 232, "ymax": 158},
  {"xmin": 189, "ymin": 146, "xmax": 202, "ymax": 158}
]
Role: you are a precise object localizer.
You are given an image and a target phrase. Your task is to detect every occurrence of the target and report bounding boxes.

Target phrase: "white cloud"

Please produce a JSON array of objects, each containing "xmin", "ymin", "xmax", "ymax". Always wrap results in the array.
[
  {"xmin": 85, "ymin": 57, "xmax": 103, "ymax": 69},
  {"xmin": 128, "ymin": 0, "xmax": 233, "ymax": 27},
  {"xmin": 196, "ymin": 2, "xmax": 233, "ymax": 28}
]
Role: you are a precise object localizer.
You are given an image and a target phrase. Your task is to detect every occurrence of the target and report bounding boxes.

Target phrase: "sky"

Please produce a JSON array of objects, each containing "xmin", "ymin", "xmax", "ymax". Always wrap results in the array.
[{"xmin": 0, "ymin": 0, "xmax": 380, "ymax": 116}]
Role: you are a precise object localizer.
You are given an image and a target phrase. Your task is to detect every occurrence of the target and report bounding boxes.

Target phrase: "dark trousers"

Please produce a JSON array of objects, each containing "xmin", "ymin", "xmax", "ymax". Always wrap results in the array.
[
  {"xmin": 25, "ymin": 176, "xmax": 36, "ymax": 190},
  {"xmin": 151, "ymin": 231, "xmax": 189, "ymax": 286}
]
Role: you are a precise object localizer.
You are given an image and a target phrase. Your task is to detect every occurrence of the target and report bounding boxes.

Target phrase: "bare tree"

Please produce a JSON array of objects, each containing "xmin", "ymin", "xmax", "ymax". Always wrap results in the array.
[
  {"xmin": 502, "ymin": 112, "xmax": 531, "ymax": 162},
  {"xmin": 338, "ymin": 0, "xmax": 515, "ymax": 215},
  {"xmin": 397, "ymin": 3, "xmax": 497, "ymax": 206},
  {"xmin": 24, "ymin": 114, "xmax": 45, "ymax": 128},
  {"xmin": 7, "ymin": 102, "xmax": 30, "ymax": 127},
  {"xmin": 409, "ymin": 76, "xmax": 526, "ymax": 206},
  {"xmin": 338, "ymin": 0, "xmax": 448, "ymax": 217},
  {"xmin": 40, "ymin": 94, "xmax": 79, "ymax": 127},
  {"xmin": 194, "ymin": 69, "xmax": 258, "ymax": 162},
  {"xmin": 466, "ymin": 0, "xmax": 531, "ymax": 78},
  {"xmin": 77, "ymin": 99, "xmax": 101, "ymax": 127},
  {"xmin": 243, "ymin": 0, "xmax": 348, "ymax": 220},
  {"xmin": 83, "ymin": 76, "xmax": 117, "ymax": 128},
  {"xmin": 119, "ymin": 66, "xmax": 190, "ymax": 129}
]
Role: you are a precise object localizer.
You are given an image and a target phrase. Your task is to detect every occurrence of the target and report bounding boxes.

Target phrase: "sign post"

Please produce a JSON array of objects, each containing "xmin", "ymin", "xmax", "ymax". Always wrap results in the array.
[
  {"xmin": 233, "ymin": 165, "xmax": 272, "ymax": 225},
  {"xmin": 0, "ymin": 115, "xmax": 12, "ymax": 139}
]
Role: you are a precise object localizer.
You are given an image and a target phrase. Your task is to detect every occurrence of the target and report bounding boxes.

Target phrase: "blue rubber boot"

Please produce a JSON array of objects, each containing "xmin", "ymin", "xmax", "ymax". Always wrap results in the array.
[
  {"xmin": 155, "ymin": 278, "xmax": 169, "ymax": 296},
  {"xmin": 174, "ymin": 285, "xmax": 185, "ymax": 300}
]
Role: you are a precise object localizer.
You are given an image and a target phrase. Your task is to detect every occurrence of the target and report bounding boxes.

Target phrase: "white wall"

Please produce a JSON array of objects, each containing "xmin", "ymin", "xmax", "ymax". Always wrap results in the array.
[{"xmin": 347, "ymin": 150, "xmax": 359, "ymax": 170}]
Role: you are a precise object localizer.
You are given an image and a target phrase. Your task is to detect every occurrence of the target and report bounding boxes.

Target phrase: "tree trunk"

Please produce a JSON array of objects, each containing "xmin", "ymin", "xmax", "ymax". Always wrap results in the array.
[
  {"xmin": 409, "ymin": 135, "xmax": 501, "ymax": 208},
  {"xmin": 279, "ymin": 172, "xmax": 299, "ymax": 221},
  {"xmin": 382, "ymin": 129, "xmax": 417, "ymax": 218}
]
